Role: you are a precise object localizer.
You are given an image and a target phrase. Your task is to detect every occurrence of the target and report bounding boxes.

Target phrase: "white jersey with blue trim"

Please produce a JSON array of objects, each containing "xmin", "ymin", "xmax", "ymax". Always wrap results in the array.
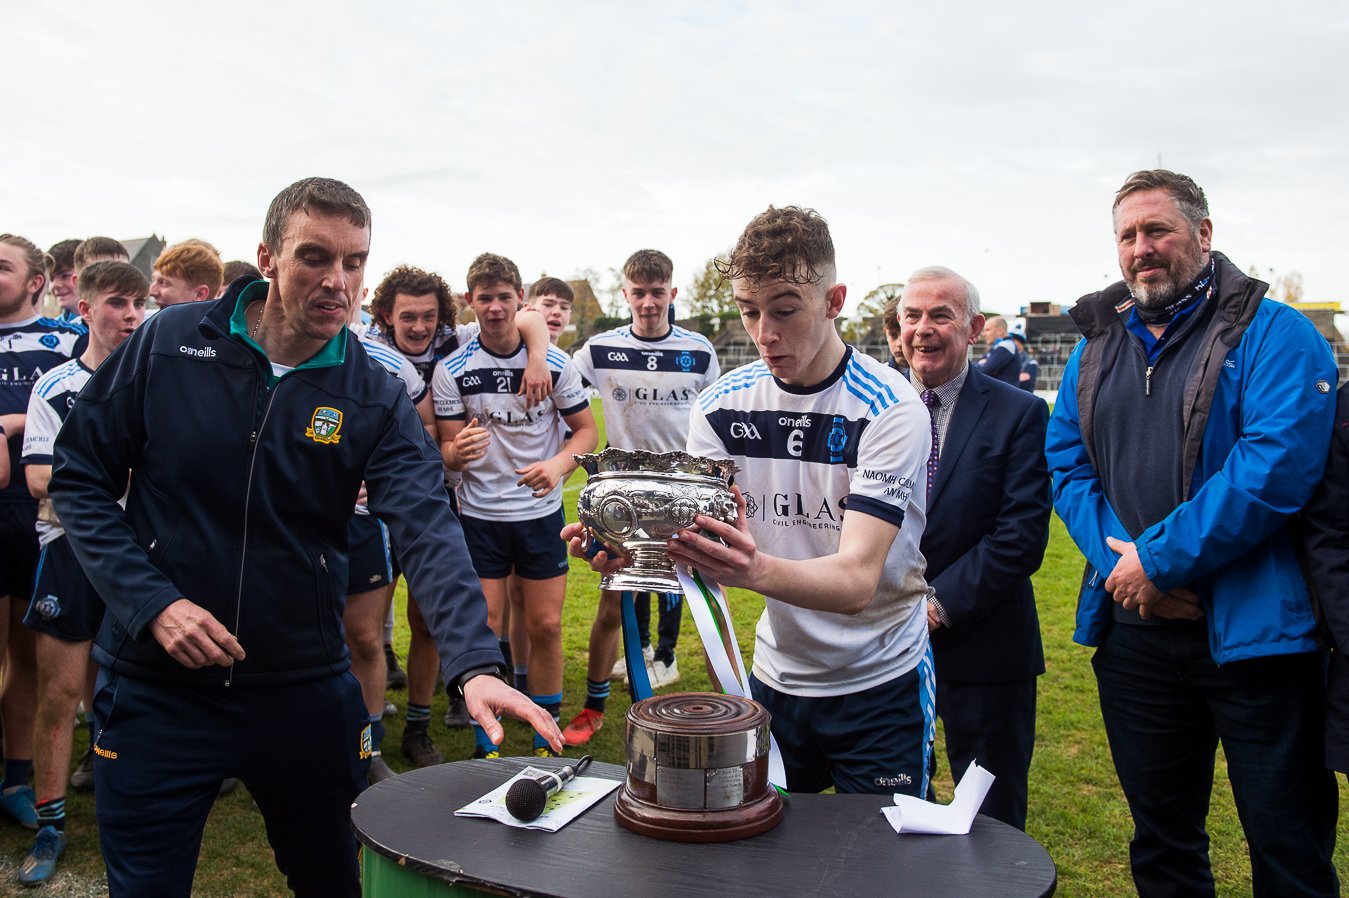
[
  {"xmin": 571, "ymin": 324, "xmax": 719, "ymax": 452},
  {"xmin": 354, "ymin": 335, "xmax": 428, "ymax": 516},
  {"xmin": 433, "ymin": 338, "xmax": 589, "ymax": 521},
  {"xmin": 23, "ymin": 359, "xmax": 92, "ymax": 545},
  {"xmin": 687, "ymin": 347, "xmax": 931, "ymax": 697}
]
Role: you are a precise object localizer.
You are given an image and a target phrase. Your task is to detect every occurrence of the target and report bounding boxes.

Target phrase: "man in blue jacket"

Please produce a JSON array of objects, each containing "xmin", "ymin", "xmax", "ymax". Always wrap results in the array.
[
  {"xmin": 1046, "ymin": 170, "xmax": 1338, "ymax": 897},
  {"xmin": 49, "ymin": 177, "xmax": 562, "ymax": 898}
]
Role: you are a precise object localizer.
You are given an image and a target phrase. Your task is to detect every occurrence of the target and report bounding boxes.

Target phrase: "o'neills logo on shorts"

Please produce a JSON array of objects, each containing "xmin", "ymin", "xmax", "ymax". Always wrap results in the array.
[{"xmin": 94, "ymin": 744, "xmax": 118, "ymax": 760}]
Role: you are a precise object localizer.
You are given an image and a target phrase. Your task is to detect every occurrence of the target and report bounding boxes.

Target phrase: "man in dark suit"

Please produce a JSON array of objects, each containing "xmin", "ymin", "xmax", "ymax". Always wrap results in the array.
[{"xmin": 898, "ymin": 266, "xmax": 1051, "ymax": 829}]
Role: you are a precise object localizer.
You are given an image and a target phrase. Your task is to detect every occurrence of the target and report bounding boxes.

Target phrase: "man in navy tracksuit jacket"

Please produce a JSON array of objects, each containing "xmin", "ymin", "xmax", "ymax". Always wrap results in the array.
[
  {"xmin": 49, "ymin": 178, "xmax": 562, "ymax": 898},
  {"xmin": 1046, "ymin": 170, "xmax": 1339, "ymax": 897}
]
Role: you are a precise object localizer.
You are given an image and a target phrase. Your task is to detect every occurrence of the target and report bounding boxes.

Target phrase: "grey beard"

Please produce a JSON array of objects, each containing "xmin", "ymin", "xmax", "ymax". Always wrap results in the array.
[{"xmin": 1130, "ymin": 255, "xmax": 1208, "ymax": 310}]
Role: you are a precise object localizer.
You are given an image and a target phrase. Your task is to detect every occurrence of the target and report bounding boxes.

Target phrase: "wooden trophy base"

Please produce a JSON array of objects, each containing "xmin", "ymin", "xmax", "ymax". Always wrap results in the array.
[{"xmin": 613, "ymin": 783, "xmax": 783, "ymax": 843}]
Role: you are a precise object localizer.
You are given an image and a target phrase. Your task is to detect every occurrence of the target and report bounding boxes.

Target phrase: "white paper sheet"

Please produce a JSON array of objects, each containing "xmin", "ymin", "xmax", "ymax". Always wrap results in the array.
[
  {"xmin": 454, "ymin": 767, "xmax": 620, "ymax": 832},
  {"xmin": 881, "ymin": 761, "xmax": 995, "ymax": 835}
]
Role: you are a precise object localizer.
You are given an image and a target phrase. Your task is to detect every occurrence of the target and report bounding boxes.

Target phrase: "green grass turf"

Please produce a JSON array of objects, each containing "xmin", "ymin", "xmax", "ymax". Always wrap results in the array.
[{"xmin": 0, "ymin": 397, "xmax": 1344, "ymax": 895}]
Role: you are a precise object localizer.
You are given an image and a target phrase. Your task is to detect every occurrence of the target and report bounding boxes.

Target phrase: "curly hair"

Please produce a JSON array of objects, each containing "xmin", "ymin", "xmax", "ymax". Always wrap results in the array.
[
  {"xmin": 370, "ymin": 265, "xmax": 457, "ymax": 329},
  {"xmin": 717, "ymin": 206, "xmax": 835, "ymax": 287},
  {"xmin": 466, "ymin": 253, "xmax": 522, "ymax": 295}
]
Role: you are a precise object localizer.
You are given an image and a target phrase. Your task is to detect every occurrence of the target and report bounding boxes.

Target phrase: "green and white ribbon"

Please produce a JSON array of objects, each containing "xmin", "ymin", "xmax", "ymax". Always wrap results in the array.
[{"xmin": 675, "ymin": 565, "xmax": 787, "ymax": 791}]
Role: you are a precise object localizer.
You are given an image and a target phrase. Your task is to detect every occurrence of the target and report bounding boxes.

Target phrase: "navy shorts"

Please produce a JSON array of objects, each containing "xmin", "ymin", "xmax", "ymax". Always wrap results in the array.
[
  {"xmin": 460, "ymin": 507, "xmax": 568, "ymax": 581},
  {"xmin": 750, "ymin": 648, "xmax": 936, "ymax": 797},
  {"xmin": 25, "ymin": 535, "xmax": 105, "ymax": 642},
  {"xmin": 346, "ymin": 514, "xmax": 392, "ymax": 594},
  {"xmin": 0, "ymin": 501, "xmax": 39, "ymax": 600}
]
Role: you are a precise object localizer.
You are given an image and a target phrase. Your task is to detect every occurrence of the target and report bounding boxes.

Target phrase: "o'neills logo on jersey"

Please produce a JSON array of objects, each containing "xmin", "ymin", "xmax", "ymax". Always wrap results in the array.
[
  {"xmin": 179, "ymin": 344, "xmax": 217, "ymax": 358},
  {"xmin": 305, "ymin": 407, "xmax": 343, "ymax": 444}
]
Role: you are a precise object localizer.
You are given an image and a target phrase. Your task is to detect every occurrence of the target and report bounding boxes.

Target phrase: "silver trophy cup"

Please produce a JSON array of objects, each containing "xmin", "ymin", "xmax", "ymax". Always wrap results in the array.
[{"xmin": 574, "ymin": 448, "xmax": 739, "ymax": 593}]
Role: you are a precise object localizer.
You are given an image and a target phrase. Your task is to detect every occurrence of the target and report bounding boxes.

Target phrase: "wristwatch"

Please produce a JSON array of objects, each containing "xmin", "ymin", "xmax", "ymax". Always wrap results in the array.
[{"xmin": 455, "ymin": 664, "xmax": 508, "ymax": 697}]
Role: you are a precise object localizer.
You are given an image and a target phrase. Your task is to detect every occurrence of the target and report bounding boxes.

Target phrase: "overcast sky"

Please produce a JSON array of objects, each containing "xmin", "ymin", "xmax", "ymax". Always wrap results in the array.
[{"xmin": 5, "ymin": 1, "xmax": 1347, "ymax": 316}]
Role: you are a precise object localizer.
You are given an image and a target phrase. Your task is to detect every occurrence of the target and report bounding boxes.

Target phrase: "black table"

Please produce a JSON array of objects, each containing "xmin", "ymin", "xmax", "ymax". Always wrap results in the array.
[{"xmin": 352, "ymin": 758, "xmax": 1056, "ymax": 897}]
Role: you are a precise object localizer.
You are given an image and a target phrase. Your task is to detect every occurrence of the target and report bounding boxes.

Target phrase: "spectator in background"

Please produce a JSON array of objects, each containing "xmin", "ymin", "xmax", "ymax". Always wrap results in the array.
[
  {"xmin": 148, "ymin": 240, "xmax": 223, "ymax": 307},
  {"xmin": 1008, "ymin": 323, "xmax": 1038, "ymax": 392},
  {"xmin": 73, "ymin": 237, "xmax": 129, "ymax": 271},
  {"xmin": 1045, "ymin": 169, "xmax": 1338, "ymax": 897},
  {"xmin": 976, "ymin": 315, "xmax": 1021, "ymax": 387},
  {"xmin": 881, "ymin": 295, "xmax": 909, "ymax": 376},
  {"xmin": 45, "ymin": 240, "xmax": 83, "ymax": 324},
  {"xmin": 217, "ymin": 260, "xmax": 263, "ymax": 298}
]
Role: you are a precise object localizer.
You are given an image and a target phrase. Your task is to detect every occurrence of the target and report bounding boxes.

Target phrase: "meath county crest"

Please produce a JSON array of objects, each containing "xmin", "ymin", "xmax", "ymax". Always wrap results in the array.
[{"xmin": 305, "ymin": 407, "xmax": 343, "ymax": 445}]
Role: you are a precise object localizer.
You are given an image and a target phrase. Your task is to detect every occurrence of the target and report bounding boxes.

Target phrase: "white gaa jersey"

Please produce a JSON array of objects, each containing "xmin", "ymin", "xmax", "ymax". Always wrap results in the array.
[
  {"xmin": 353, "ymin": 337, "xmax": 428, "ymax": 517},
  {"xmin": 433, "ymin": 339, "xmax": 589, "ymax": 521},
  {"xmin": 23, "ymin": 359, "xmax": 93, "ymax": 546},
  {"xmin": 687, "ymin": 348, "xmax": 931, "ymax": 697},
  {"xmin": 572, "ymin": 325, "xmax": 719, "ymax": 452}
]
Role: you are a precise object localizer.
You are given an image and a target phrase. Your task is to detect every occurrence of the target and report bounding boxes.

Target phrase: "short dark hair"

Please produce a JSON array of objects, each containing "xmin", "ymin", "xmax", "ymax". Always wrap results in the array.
[
  {"xmin": 719, "ymin": 205, "xmax": 835, "ymax": 286},
  {"xmin": 466, "ymin": 253, "xmax": 522, "ymax": 295},
  {"xmin": 371, "ymin": 265, "xmax": 457, "ymax": 330},
  {"xmin": 222, "ymin": 260, "xmax": 262, "ymax": 285},
  {"xmin": 1113, "ymin": 170, "xmax": 1209, "ymax": 229},
  {"xmin": 623, "ymin": 249, "xmax": 673, "ymax": 285},
  {"xmin": 48, "ymin": 239, "xmax": 81, "ymax": 274},
  {"xmin": 529, "ymin": 277, "xmax": 574, "ymax": 303},
  {"xmin": 263, "ymin": 177, "xmax": 370, "ymax": 250},
  {"xmin": 77, "ymin": 260, "xmax": 149, "ymax": 303},
  {"xmin": 74, "ymin": 236, "xmax": 129, "ymax": 270},
  {"xmin": 882, "ymin": 296, "xmax": 900, "ymax": 336}
]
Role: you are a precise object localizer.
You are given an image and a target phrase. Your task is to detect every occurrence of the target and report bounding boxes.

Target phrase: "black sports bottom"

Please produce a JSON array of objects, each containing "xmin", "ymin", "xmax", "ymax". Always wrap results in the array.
[{"xmin": 93, "ymin": 670, "xmax": 368, "ymax": 898}]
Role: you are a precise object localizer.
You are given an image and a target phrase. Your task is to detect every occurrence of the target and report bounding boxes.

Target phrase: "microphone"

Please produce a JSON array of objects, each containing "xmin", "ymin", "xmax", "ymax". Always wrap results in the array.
[{"xmin": 504, "ymin": 755, "xmax": 592, "ymax": 822}]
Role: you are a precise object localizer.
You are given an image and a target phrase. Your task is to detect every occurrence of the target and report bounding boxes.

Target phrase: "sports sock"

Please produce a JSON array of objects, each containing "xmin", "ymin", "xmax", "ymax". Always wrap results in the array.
[
  {"xmin": 499, "ymin": 637, "xmax": 512, "ymax": 670},
  {"xmin": 514, "ymin": 666, "xmax": 529, "ymax": 696},
  {"xmin": 35, "ymin": 797, "xmax": 64, "ymax": 831},
  {"xmin": 531, "ymin": 693, "xmax": 562, "ymax": 750},
  {"xmin": 3, "ymin": 759, "xmax": 33, "ymax": 792},
  {"xmin": 369, "ymin": 715, "xmax": 385, "ymax": 752},
  {"xmin": 584, "ymin": 679, "xmax": 610, "ymax": 714},
  {"xmin": 405, "ymin": 703, "xmax": 431, "ymax": 733}
]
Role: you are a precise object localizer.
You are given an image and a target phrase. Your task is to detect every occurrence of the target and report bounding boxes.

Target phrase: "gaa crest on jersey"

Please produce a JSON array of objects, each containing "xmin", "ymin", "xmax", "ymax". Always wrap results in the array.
[
  {"xmin": 828, "ymin": 415, "xmax": 848, "ymax": 463},
  {"xmin": 34, "ymin": 595, "xmax": 61, "ymax": 621},
  {"xmin": 305, "ymin": 407, "xmax": 343, "ymax": 445},
  {"xmin": 40, "ymin": 334, "xmax": 60, "ymax": 349}
]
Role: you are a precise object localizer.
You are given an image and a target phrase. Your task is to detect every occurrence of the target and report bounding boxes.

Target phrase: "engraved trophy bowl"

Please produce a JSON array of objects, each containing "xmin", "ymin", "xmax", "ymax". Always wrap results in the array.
[
  {"xmin": 574, "ymin": 448, "xmax": 739, "ymax": 594},
  {"xmin": 614, "ymin": 693, "xmax": 784, "ymax": 843}
]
